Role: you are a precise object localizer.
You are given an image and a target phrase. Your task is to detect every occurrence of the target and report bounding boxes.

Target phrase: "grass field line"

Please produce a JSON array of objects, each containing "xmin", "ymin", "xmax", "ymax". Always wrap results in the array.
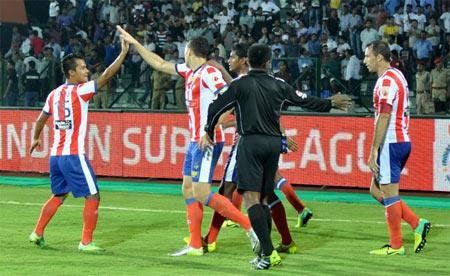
[{"xmin": 2, "ymin": 200, "xmax": 449, "ymax": 228}]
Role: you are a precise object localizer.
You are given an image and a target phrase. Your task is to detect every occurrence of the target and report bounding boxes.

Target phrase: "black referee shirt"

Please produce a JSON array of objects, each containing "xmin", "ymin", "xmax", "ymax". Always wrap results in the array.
[
  {"xmin": 23, "ymin": 69, "xmax": 41, "ymax": 92},
  {"xmin": 205, "ymin": 69, "xmax": 332, "ymax": 139}
]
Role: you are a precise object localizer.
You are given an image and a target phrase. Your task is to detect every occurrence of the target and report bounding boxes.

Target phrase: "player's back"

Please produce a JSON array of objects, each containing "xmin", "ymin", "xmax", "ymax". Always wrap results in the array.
[
  {"xmin": 373, "ymin": 67, "xmax": 410, "ymax": 143},
  {"xmin": 43, "ymin": 80, "xmax": 97, "ymax": 156}
]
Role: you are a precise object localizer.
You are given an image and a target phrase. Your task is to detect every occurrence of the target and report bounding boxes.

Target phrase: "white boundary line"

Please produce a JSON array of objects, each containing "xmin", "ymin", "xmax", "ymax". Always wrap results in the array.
[{"xmin": 1, "ymin": 200, "xmax": 449, "ymax": 228}]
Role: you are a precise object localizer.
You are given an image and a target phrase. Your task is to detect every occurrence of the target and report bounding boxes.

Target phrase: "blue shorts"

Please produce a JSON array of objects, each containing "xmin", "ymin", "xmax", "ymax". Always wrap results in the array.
[
  {"xmin": 49, "ymin": 155, "xmax": 98, "ymax": 198},
  {"xmin": 183, "ymin": 142, "xmax": 224, "ymax": 183},
  {"xmin": 377, "ymin": 142, "xmax": 411, "ymax": 185}
]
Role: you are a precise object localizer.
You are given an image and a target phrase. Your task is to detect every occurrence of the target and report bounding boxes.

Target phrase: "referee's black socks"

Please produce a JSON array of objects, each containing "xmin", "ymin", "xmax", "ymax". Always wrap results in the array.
[
  {"xmin": 262, "ymin": 204, "xmax": 272, "ymax": 235},
  {"xmin": 248, "ymin": 204, "xmax": 274, "ymax": 256}
]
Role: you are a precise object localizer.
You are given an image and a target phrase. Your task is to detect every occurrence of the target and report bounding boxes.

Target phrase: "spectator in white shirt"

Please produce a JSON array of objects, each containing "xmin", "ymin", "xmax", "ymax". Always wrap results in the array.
[
  {"xmin": 260, "ymin": 0, "xmax": 280, "ymax": 17},
  {"xmin": 388, "ymin": 36, "xmax": 403, "ymax": 53},
  {"xmin": 415, "ymin": 6, "xmax": 427, "ymax": 30},
  {"xmin": 360, "ymin": 20, "xmax": 379, "ymax": 52},
  {"xmin": 49, "ymin": 0, "xmax": 59, "ymax": 19},
  {"xmin": 439, "ymin": 6, "xmax": 450, "ymax": 33},
  {"xmin": 425, "ymin": 18, "xmax": 440, "ymax": 47},
  {"xmin": 248, "ymin": 0, "xmax": 261, "ymax": 15},
  {"xmin": 343, "ymin": 49, "xmax": 361, "ymax": 97}
]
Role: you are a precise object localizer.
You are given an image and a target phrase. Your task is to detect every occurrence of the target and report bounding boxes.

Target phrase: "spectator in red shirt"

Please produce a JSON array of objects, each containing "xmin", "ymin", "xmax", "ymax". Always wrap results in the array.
[{"xmin": 30, "ymin": 30, "xmax": 44, "ymax": 56}]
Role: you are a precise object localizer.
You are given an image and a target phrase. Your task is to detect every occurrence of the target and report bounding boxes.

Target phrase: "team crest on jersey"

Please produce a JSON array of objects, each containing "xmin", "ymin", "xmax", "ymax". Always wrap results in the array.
[{"xmin": 295, "ymin": 90, "xmax": 307, "ymax": 99}]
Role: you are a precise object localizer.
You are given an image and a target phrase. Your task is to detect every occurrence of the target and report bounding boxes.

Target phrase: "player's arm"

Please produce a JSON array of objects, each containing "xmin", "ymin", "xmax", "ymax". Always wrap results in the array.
[
  {"xmin": 30, "ymin": 113, "xmax": 50, "ymax": 154},
  {"xmin": 280, "ymin": 121, "xmax": 298, "ymax": 152},
  {"xmin": 217, "ymin": 109, "xmax": 236, "ymax": 129},
  {"xmin": 284, "ymin": 82, "xmax": 351, "ymax": 112},
  {"xmin": 368, "ymin": 107, "xmax": 391, "ymax": 178},
  {"xmin": 206, "ymin": 59, "xmax": 233, "ymax": 84},
  {"xmin": 96, "ymin": 37, "xmax": 129, "ymax": 90},
  {"xmin": 204, "ymin": 84, "xmax": 237, "ymax": 140},
  {"xmin": 116, "ymin": 26, "xmax": 177, "ymax": 76}
]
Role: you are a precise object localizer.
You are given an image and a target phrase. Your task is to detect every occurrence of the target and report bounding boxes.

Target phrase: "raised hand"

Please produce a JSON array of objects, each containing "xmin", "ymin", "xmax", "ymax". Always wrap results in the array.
[{"xmin": 116, "ymin": 25, "xmax": 138, "ymax": 45}]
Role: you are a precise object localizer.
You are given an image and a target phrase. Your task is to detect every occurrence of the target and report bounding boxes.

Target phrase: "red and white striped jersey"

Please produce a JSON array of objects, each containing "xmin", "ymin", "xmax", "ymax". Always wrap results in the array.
[
  {"xmin": 176, "ymin": 63, "xmax": 227, "ymax": 143},
  {"xmin": 373, "ymin": 68, "xmax": 410, "ymax": 143},
  {"xmin": 42, "ymin": 80, "xmax": 97, "ymax": 156}
]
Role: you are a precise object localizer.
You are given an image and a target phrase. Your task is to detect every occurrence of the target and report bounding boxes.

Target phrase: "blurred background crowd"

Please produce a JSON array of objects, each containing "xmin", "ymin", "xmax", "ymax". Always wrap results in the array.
[{"xmin": 1, "ymin": 0, "xmax": 450, "ymax": 114}]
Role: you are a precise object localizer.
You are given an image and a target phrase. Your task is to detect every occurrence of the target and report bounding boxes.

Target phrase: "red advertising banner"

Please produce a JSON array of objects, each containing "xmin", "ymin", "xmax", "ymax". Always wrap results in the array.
[{"xmin": 0, "ymin": 110, "xmax": 436, "ymax": 191}]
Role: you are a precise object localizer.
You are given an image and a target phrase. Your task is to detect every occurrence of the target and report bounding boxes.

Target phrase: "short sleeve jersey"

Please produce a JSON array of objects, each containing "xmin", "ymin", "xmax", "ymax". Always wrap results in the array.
[
  {"xmin": 176, "ymin": 63, "xmax": 227, "ymax": 142},
  {"xmin": 42, "ymin": 80, "xmax": 97, "ymax": 156},
  {"xmin": 373, "ymin": 68, "xmax": 410, "ymax": 143}
]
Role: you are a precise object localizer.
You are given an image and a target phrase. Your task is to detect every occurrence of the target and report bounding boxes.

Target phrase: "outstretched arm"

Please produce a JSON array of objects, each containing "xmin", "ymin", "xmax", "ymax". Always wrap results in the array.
[
  {"xmin": 96, "ymin": 37, "xmax": 129, "ymax": 89},
  {"xmin": 116, "ymin": 26, "xmax": 177, "ymax": 76}
]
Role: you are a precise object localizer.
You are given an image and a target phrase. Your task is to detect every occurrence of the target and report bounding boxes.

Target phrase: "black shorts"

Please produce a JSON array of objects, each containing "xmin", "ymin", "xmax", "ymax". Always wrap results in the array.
[{"xmin": 236, "ymin": 134, "xmax": 281, "ymax": 197}]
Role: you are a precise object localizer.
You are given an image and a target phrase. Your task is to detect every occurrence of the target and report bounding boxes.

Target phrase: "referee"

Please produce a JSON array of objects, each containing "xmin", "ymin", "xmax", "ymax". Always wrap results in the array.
[{"xmin": 201, "ymin": 44, "xmax": 351, "ymax": 269}]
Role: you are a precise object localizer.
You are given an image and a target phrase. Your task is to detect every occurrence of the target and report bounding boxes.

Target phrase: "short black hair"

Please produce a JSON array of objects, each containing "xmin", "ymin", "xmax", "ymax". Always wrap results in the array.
[
  {"xmin": 62, "ymin": 54, "xmax": 84, "ymax": 77},
  {"xmin": 248, "ymin": 44, "xmax": 272, "ymax": 68},
  {"xmin": 367, "ymin": 40, "xmax": 391, "ymax": 62},
  {"xmin": 188, "ymin": 37, "xmax": 210, "ymax": 59},
  {"xmin": 232, "ymin": 43, "xmax": 248, "ymax": 58},
  {"xmin": 29, "ymin": 60, "xmax": 36, "ymax": 68}
]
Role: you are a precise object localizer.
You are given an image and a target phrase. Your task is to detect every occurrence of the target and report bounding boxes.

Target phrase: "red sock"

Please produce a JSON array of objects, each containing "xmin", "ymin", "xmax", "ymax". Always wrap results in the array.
[
  {"xmin": 186, "ymin": 201, "xmax": 203, "ymax": 249},
  {"xmin": 34, "ymin": 196, "xmax": 63, "ymax": 236},
  {"xmin": 81, "ymin": 198, "xmax": 100, "ymax": 245},
  {"xmin": 205, "ymin": 211, "xmax": 225, "ymax": 244},
  {"xmin": 279, "ymin": 180, "xmax": 305, "ymax": 213},
  {"xmin": 207, "ymin": 193, "xmax": 251, "ymax": 231},
  {"xmin": 400, "ymin": 200, "xmax": 419, "ymax": 230},
  {"xmin": 270, "ymin": 202, "xmax": 292, "ymax": 245},
  {"xmin": 231, "ymin": 190, "xmax": 243, "ymax": 210},
  {"xmin": 385, "ymin": 202, "xmax": 402, "ymax": 249}
]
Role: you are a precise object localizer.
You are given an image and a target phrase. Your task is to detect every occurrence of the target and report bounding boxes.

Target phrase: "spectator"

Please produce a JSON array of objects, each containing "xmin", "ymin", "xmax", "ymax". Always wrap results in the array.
[
  {"xmin": 413, "ymin": 31, "xmax": 433, "ymax": 61},
  {"xmin": 343, "ymin": 49, "xmax": 361, "ymax": 96},
  {"xmin": 49, "ymin": 0, "xmax": 60, "ymax": 21},
  {"xmin": 361, "ymin": 20, "xmax": 380, "ymax": 51},
  {"xmin": 3, "ymin": 60, "xmax": 18, "ymax": 106},
  {"xmin": 439, "ymin": 6, "xmax": 450, "ymax": 33},
  {"xmin": 22, "ymin": 60, "xmax": 40, "ymax": 107},
  {"xmin": 425, "ymin": 18, "xmax": 440, "ymax": 48},
  {"xmin": 92, "ymin": 64, "xmax": 109, "ymax": 109},
  {"xmin": 307, "ymin": 33, "xmax": 321, "ymax": 57}
]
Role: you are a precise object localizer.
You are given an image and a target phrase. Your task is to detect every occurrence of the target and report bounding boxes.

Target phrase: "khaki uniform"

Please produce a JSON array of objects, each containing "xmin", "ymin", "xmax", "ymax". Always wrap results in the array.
[
  {"xmin": 151, "ymin": 70, "xmax": 172, "ymax": 110},
  {"xmin": 415, "ymin": 71, "xmax": 433, "ymax": 114},
  {"xmin": 430, "ymin": 68, "xmax": 449, "ymax": 102},
  {"xmin": 91, "ymin": 72, "xmax": 109, "ymax": 109},
  {"xmin": 175, "ymin": 77, "xmax": 186, "ymax": 110}
]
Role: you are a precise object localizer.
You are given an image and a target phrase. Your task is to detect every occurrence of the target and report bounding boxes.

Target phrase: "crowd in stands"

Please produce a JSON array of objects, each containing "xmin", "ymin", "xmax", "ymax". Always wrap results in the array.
[{"xmin": 1, "ymin": 0, "xmax": 450, "ymax": 114}]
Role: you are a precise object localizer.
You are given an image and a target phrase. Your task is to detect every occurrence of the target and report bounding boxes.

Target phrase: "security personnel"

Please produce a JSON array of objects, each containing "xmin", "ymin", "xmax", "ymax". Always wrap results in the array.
[
  {"xmin": 415, "ymin": 61, "xmax": 432, "ymax": 114},
  {"xmin": 201, "ymin": 44, "xmax": 351, "ymax": 270},
  {"xmin": 151, "ymin": 69, "xmax": 172, "ymax": 110},
  {"xmin": 430, "ymin": 57, "xmax": 449, "ymax": 113},
  {"xmin": 22, "ymin": 60, "xmax": 40, "ymax": 107}
]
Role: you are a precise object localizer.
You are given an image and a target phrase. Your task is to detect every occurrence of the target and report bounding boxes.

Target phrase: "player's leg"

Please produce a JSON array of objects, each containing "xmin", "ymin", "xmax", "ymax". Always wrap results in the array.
[
  {"xmin": 192, "ymin": 142, "xmax": 251, "ymax": 232},
  {"xmin": 30, "ymin": 156, "xmax": 68, "ymax": 247},
  {"xmin": 204, "ymin": 180, "xmax": 237, "ymax": 245},
  {"xmin": 170, "ymin": 143, "xmax": 204, "ymax": 256},
  {"xmin": 274, "ymin": 172, "xmax": 313, "ymax": 227},
  {"xmin": 369, "ymin": 177, "xmax": 384, "ymax": 205},
  {"xmin": 267, "ymin": 192, "xmax": 297, "ymax": 254},
  {"xmin": 66, "ymin": 155, "xmax": 103, "ymax": 252}
]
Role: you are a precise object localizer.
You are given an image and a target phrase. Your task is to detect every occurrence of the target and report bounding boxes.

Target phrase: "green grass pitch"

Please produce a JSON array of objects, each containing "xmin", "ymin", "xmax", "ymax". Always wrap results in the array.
[{"xmin": 0, "ymin": 183, "xmax": 449, "ymax": 275}]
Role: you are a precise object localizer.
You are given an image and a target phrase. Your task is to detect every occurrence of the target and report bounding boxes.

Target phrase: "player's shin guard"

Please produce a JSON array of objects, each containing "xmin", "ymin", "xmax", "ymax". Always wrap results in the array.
[
  {"xmin": 384, "ymin": 196, "xmax": 402, "ymax": 249},
  {"xmin": 205, "ymin": 211, "xmax": 226, "ymax": 244},
  {"xmin": 269, "ymin": 199, "xmax": 292, "ymax": 245},
  {"xmin": 248, "ymin": 204, "xmax": 274, "ymax": 256},
  {"xmin": 205, "ymin": 192, "xmax": 251, "ymax": 231},
  {"xmin": 186, "ymin": 198, "xmax": 203, "ymax": 249},
  {"xmin": 231, "ymin": 190, "xmax": 243, "ymax": 210},
  {"xmin": 34, "ymin": 196, "xmax": 63, "ymax": 236},
  {"xmin": 277, "ymin": 178, "xmax": 305, "ymax": 213},
  {"xmin": 400, "ymin": 200, "xmax": 419, "ymax": 230},
  {"xmin": 81, "ymin": 198, "xmax": 100, "ymax": 245}
]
